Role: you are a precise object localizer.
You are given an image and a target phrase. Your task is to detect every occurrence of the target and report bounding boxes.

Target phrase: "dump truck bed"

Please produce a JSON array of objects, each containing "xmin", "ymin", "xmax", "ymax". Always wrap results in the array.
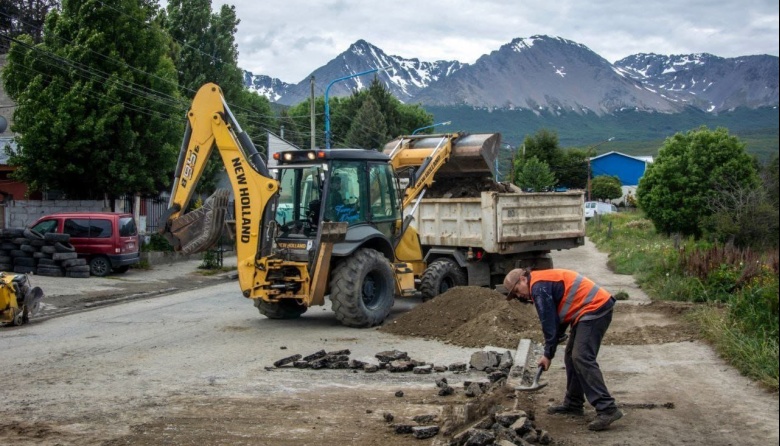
[{"xmin": 411, "ymin": 191, "xmax": 585, "ymax": 254}]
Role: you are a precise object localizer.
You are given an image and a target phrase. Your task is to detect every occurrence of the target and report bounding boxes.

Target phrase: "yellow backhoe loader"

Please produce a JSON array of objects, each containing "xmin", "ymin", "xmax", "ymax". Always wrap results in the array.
[{"xmin": 159, "ymin": 83, "xmax": 499, "ymax": 327}]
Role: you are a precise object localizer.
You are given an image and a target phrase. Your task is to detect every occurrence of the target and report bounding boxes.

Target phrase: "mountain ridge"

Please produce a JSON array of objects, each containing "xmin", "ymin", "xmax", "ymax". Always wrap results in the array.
[{"xmin": 244, "ymin": 35, "xmax": 779, "ymax": 115}]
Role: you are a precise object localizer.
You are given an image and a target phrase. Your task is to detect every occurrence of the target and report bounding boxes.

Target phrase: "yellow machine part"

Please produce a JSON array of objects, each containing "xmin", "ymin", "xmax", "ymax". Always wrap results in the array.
[
  {"xmin": 383, "ymin": 132, "xmax": 501, "ymax": 178},
  {"xmin": 0, "ymin": 273, "xmax": 21, "ymax": 324}
]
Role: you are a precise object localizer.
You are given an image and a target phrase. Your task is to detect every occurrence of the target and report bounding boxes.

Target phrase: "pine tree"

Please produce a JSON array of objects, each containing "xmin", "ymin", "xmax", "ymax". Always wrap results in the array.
[{"xmin": 344, "ymin": 96, "xmax": 387, "ymax": 150}]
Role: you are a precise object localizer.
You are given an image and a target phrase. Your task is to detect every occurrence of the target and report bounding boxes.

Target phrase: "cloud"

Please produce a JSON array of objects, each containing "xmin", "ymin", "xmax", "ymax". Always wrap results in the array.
[{"xmin": 224, "ymin": 0, "xmax": 779, "ymax": 81}]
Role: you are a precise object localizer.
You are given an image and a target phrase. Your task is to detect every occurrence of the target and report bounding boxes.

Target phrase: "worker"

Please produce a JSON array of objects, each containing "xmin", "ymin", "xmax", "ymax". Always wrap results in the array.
[
  {"xmin": 503, "ymin": 267, "xmax": 623, "ymax": 431},
  {"xmin": 326, "ymin": 175, "xmax": 345, "ymax": 220}
]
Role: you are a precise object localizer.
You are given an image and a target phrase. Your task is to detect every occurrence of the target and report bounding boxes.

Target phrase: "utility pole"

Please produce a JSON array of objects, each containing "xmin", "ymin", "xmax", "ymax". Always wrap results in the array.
[{"xmin": 310, "ymin": 76, "xmax": 315, "ymax": 149}]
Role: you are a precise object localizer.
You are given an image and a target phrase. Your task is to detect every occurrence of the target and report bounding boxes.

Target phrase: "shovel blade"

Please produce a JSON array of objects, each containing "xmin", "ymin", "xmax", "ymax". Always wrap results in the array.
[
  {"xmin": 514, "ymin": 365, "xmax": 547, "ymax": 392},
  {"xmin": 514, "ymin": 381, "xmax": 548, "ymax": 392}
]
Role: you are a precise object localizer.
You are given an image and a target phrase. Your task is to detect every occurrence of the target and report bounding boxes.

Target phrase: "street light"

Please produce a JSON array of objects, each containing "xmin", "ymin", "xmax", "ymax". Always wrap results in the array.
[
  {"xmin": 324, "ymin": 65, "xmax": 391, "ymax": 149},
  {"xmin": 412, "ymin": 121, "xmax": 451, "ymax": 135},
  {"xmin": 586, "ymin": 137, "xmax": 614, "ymax": 201}
]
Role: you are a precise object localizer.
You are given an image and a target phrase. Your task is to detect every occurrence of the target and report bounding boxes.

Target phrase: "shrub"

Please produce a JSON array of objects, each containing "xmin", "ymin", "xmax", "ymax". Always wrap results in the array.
[{"xmin": 143, "ymin": 233, "xmax": 174, "ymax": 252}]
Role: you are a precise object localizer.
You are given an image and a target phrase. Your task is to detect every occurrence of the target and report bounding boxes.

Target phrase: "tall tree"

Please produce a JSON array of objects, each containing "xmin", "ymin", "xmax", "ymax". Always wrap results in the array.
[
  {"xmin": 165, "ymin": 0, "xmax": 274, "ymax": 194},
  {"xmin": 331, "ymin": 78, "xmax": 431, "ymax": 147},
  {"xmin": 557, "ymin": 148, "xmax": 589, "ymax": 189},
  {"xmin": 0, "ymin": 0, "xmax": 59, "ymax": 53},
  {"xmin": 344, "ymin": 96, "xmax": 387, "ymax": 149},
  {"xmin": 520, "ymin": 129, "xmax": 562, "ymax": 169},
  {"xmin": 2, "ymin": 0, "xmax": 180, "ymax": 198}
]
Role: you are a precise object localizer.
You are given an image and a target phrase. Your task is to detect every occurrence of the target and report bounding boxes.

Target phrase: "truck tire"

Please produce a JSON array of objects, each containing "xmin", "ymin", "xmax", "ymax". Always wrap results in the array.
[
  {"xmin": 255, "ymin": 299, "xmax": 308, "ymax": 319},
  {"xmin": 420, "ymin": 258, "xmax": 467, "ymax": 301},
  {"xmin": 330, "ymin": 248, "xmax": 394, "ymax": 328}
]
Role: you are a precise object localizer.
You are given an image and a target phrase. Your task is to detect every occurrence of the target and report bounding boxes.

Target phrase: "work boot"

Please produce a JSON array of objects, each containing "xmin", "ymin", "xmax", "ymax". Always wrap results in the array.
[
  {"xmin": 546, "ymin": 404, "xmax": 584, "ymax": 416},
  {"xmin": 588, "ymin": 408, "xmax": 623, "ymax": 431}
]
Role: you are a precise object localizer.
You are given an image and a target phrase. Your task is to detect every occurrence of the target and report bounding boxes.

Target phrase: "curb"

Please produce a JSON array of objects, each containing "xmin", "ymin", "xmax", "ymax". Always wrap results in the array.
[{"xmin": 507, "ymin": 338, "xmax": 535, "ymax": 388}]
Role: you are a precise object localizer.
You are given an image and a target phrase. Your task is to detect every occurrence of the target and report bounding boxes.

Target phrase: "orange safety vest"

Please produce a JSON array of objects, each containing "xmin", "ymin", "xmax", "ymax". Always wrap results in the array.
[{"xmin": 530, "ymin": 269, "xmax": 612, "ymax": 325}]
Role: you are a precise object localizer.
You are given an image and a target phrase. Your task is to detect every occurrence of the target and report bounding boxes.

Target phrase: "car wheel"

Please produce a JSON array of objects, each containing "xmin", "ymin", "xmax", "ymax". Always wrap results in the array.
[{"xmin": 89, "ymin": 256, "xmax": 112, "ymax": 277}]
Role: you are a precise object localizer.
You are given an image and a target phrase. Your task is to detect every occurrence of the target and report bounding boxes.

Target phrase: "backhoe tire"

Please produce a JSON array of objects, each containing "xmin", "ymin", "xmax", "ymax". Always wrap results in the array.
[
  {"xmin": 330, "ymin": 248, "xmax": 395, "ymax": 328},
  {"xmin": 255, "ymin": 299, "xmax": 308, "ymax": 319},
  {"xmin": 420, "ymin": 258, "xmax": 467, "ymax": 301}
]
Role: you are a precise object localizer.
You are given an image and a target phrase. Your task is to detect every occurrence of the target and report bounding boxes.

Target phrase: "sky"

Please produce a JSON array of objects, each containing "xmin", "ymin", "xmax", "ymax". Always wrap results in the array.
[{"xmin": 214, "ymin": 0, "xmax": 779, "ymax": 83}]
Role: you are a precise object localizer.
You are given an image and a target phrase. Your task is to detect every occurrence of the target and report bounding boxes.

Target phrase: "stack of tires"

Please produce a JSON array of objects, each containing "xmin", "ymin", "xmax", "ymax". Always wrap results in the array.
[{"xmin": 0, "ymin": 228, "xmax": 90, "ymax": 278}]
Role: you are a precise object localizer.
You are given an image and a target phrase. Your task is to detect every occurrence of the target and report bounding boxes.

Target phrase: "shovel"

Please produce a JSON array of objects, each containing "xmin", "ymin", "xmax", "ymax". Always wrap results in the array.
[{"xmin": 515, "ymin": 365, "xmax": 548, "ymax": 392}]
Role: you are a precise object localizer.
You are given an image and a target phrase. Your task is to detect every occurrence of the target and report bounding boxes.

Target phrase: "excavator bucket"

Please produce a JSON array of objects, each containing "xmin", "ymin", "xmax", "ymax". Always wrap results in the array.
[
  {"xmin": 383, "ymin": 133, "xmax": 501, "ymax": 178},
  {"xmin": 166, "ymin": 189, "xmax": 230, "ymax": 254}
]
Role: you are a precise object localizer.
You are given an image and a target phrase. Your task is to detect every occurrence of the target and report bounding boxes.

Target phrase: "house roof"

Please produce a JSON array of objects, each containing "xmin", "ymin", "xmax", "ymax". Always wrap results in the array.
[{"xmin": 590, "ymin": 151, "xmax": 653, "ymax": 164}]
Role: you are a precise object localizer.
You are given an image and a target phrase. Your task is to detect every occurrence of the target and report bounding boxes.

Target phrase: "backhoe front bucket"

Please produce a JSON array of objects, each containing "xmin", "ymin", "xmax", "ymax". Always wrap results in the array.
[
  {"xmin": 166, "ymin": 189, "xmax": 230, "ymax": 254},
  {"xmin": 383, "ymin": 133, "xmax": 501, "ymax": 178}
]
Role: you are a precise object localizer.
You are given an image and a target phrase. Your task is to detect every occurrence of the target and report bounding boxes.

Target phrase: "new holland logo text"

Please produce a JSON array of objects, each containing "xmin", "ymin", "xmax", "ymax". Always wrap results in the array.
[
  {"xmin": 277, "ymin": 242, "xmax": 308, "ymax": 250},
  {"xmin": 233, "ymin": 157, "xmax": 251, "ymax": 243}
]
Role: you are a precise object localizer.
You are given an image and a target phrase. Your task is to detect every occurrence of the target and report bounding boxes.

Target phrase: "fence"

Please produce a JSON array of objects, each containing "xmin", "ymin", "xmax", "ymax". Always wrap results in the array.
[{"xmin": 3, "ymin": 195, "xmax": 235, "ymax": 252}]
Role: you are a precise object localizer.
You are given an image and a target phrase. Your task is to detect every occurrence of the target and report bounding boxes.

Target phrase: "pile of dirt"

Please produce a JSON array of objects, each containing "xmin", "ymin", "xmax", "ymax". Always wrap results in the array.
[
  {"xmin": 382, "ymin": 287, "xmax": 702, "ymax": 349},
  {"xmin": 380, "ymin": 287, "xmax": 543, "ymax": 349},
  {"xmin": 426, "ymin": 178, "xmax": 516, "ymax": 198}
]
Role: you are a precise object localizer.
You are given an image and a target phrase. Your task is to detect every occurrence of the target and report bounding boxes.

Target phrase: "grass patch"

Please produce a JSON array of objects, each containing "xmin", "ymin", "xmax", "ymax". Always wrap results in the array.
[
  {"xmin": 587, "ymin": 210, "xmax": 779, "ymax": 391},
  {"xmin": 195, "ymin": 266, "xmax": 235, "ymax": 276}
]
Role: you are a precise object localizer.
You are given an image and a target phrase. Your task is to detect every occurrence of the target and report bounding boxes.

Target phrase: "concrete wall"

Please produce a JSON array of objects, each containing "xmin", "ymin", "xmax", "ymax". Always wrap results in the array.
[{"xmin": 3, "ymin": 199, "xmax": 129, "ymax": 229}]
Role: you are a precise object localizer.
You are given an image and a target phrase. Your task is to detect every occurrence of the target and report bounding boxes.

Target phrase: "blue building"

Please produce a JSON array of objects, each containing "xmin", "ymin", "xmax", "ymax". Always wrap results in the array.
[{"xmin": 589, "ymin": 151, "xmax": 653, "ymax": 204}]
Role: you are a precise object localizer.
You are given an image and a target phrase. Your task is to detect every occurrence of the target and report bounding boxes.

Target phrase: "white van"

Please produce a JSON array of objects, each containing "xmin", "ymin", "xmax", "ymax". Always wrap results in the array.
[{"xmin": 584, "ymin": 201, "xmax": 618, "ymax": 220}]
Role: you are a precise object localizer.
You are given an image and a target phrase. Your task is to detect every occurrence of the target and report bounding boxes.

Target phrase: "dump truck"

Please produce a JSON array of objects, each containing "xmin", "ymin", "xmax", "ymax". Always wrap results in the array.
[
  {"xmin": 160, "ymin": 83, "xmax": 583, "ymax": 328},
  {"xmin": 382, "ymin": 136, "xmax": 585, "ymax": 299}
]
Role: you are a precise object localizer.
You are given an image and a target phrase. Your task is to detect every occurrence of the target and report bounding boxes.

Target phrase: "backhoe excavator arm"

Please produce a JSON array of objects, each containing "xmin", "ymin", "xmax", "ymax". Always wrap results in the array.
[
  {"xmin": 161, "ymin": 83, "xmax": 279, "ymax": 296},
  {"xmin": 383, "ymin": 132, "xmax": 501, "ymax": 208}
]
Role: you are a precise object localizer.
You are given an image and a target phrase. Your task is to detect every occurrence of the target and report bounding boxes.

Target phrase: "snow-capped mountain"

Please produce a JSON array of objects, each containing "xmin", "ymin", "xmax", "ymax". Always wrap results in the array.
[
  {"xmin": 246, "ymin": 40, "xmax": 464, "ymax": 106},
  {"xmin": 614, "ymin": 53, "xmax": 779, "ymax": 112},
  {"xmin": 244, "ymin": 36, "xmax": 779, "ymax": 114}
]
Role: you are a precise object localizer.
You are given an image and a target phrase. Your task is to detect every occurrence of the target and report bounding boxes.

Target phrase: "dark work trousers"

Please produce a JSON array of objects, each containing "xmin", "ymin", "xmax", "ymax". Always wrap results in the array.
[{"xmin": 562, "ymin": 310, "xmax": 618, "ymax": 414}]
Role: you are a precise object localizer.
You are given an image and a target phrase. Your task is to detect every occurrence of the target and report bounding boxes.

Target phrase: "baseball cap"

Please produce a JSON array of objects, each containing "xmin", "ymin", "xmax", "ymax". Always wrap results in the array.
[{"xmin": 503, "ymin": 268, "xmax": 526, "ymax": 301}]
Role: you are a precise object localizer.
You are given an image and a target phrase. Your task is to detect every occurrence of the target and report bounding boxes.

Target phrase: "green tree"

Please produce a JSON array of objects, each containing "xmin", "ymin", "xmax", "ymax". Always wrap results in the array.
[
  {"xmin": 2, "ymin": 0, "xmax": 180, "ymax": 198},
  {"xmin": 0, "ymin": 0, "xmax": 59, "ymax": 53},
  {"xmin": 287, "ymin": 79, "xmax": 431, "ymax": 149},
  {"xmin": 344, "ymin": 96, "xmax": 387, "ymax": 149},
  {"xmin": 520, "ymin": 129, "xmax": 562, "ymax": 170},
  {"xmin": 764, "ymin": 153, "xmax": 779, "ymax": 210},
  {"xmin": 591, "ymin": 175, "xmax": 623, "ymax": 201},
  {"xmin": 637, "ymin": 126, "xmax": 760, "ymax": 237},
  {"xmin": 278, "ymin": 108, "xmax": 306, "ymax": 149},
  {"xmin": 557, "ymin": 148, "xmax": 589, "ymax": 189},
  {"xmin": 514, "ymin": 156, "xmax": 556, "ymax": 192},
  {"xmin": 165, "ymin": 0, "xmax": 274, "ymax": 194}
]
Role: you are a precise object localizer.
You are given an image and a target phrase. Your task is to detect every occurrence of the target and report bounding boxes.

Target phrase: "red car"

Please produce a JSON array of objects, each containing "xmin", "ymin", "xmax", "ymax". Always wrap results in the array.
[{"xmin": 29, "ymin": 212, "xmax": 140, "ymax": 276}]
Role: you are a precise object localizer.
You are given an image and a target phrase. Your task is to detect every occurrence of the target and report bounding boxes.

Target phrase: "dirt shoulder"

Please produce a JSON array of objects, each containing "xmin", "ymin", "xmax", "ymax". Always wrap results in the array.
[{"xmin": 2, "ymin": 243, "xmax": 778, "ymax": 446}]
